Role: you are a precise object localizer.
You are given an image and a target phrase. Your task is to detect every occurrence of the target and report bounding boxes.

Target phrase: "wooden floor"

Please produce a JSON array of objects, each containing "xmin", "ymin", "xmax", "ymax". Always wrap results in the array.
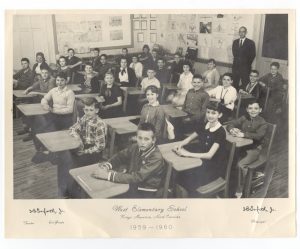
[{"xmin": 12, "ymin": 117, "xmax": 289, "ymax": 199}]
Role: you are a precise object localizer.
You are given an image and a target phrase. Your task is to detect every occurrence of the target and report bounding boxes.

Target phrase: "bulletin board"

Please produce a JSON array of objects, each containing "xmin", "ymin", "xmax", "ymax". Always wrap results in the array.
[
  {"xmin": 162, "ymin": 14, "xmax": 257, "ymax": 64},
  {"xmin": 53, "ymin": 14, "xmax": 133, "ymax": 55}
]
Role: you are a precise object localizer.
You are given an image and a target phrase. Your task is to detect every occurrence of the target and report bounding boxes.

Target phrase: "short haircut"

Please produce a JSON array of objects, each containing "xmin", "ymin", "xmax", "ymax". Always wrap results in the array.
[
  {"xmin": 182, "ymin": 60, "xmax": 192, "ymax": 68},
  {"xmin": 104, "ymin": 72, "xmax": 114, "ymax": 78},
  {"xmin": 157, "ymin": 58, "xmax": 165, "ymax": 63},
  {"xmin": 239, "ymin": 26, "xmax": 247, "ymax": 32},
  {"xmin": 145, "ymin": 85, "xmax": 160, "ymax": 95},
  {"xmin": 56, "ymin": 72, "xmax": 67, "ymax": 80},
  {"xmin": 21, "ymin": 58, "xmax": 30, "ymax": 63},
  {"xmin": 120, "ymin": 58, "xmax": 127, "ymax": 63},
  {"xmin": 193, "ymin": 74, "xmax": 203, "ymax": 80},
  {"xmin": 40, "ymin": 65, "xmax": 49, "ymax": 71},
  {"xmin": 206, "ymin": 101, "xmax": 224, "ymax": 114},
  {"xmin": 137, "ymin": 122, "xmax": 156, "ymax": 136},
  {"xmin": 143, "ymin": 44, "xmax": 150, "ymax": 51},
  {"xmin": 174, "ymin": 53, "xmax": 181, "ymax": 57},
  {"xmin": 122, "ymin": 48, "xmax": 128, "ymax": 52},
  {"xmin": 82, "ymin": 97, "xmax": 99, "ymax": 109},
  {"xmin": 100, "ymin": 54, "xmax": 107, "ymax": 59},
  {"xmin": 58, "ymin": 56, "xmax": 67, "ymax": 65},
  {"xmin": 250, "ymin": 69, "xmax": 259, "ymax": 76},
  {"xmin": 85, "ymin": 62, "xmax": 93, "ymax": 68},
  {"xmin": 147, "ymin": 67, "xmax": 156, "ymax": 72},
  {"xmin": 222, "ymin": 72, "xmax": 233, "ymax": 81},
  {"xmin": 208, "ymin": 58, "xmax": 216, "ymax": 64},
  {"xmin": 93, "ymin": 48, "xmax": 100, "ymax": 52},
  {"xmin": 68, "ymin": 48, "xmax": 75, "ymax": 53},
  {"xmin": 246, "ymin": 99, "xmax": 262, "ymax": 108},
  {"xmin": 270, "ymin": 62, "xmax": 280, "ymax": 69}
]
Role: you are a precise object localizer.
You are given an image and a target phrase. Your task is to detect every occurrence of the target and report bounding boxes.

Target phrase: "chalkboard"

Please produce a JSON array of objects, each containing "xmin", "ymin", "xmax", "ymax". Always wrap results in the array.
[{"xmin": 262, "ymin": 14, "xmax": 288, "ymax": 60}]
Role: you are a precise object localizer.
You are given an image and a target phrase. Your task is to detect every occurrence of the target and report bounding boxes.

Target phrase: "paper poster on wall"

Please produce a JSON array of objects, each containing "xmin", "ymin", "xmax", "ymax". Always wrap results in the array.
[
  {"xmin": 109, "ymin": 16, "xmax": 122, "ymax": 27},
  {"xmin": 199, "ymin": 17, "xmax": 212, "ymax": 34},
  {"xmin": 177, "ymin": 33, "xmax": 186, "ymax": 47},
  {"xmin": 150, "ymin": 33, "xmax": 157, "ymax": 43},
  {"xmin": 188, "ymin": 23, "xmax": 197, "ymax": 33},
  {"xmin": 198, "ymin": 35, "xmax": 212, "ymax": 47},
  {"xmin": 55, "ymin": 14, "xmax": 132, "ymax": 54},
  {"xmin": 186, "ymin": 34, "xmax": 198, "ymax": 46}
]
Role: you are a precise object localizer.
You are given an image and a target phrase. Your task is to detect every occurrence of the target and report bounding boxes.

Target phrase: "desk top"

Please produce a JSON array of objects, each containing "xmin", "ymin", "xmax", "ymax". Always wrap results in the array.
[
  {"xmin": 121, "ymin": 87, "xmax": 144, "ymax": 95},
  {"xmin": 36, "ymin": 130, "xmax": 81, "ymax": 152},
  {"xmin": 161, "ymin": 105, "xmax": 187, "ymax": 119},
  {"xmin": 158, "ymin": 141, "xmax": 202, "ymax": 171},
  {"xmin": 239, "ymin": 93, "xmax": 256, "ymax": 99},
  {"xmin": 17, "ymin": 103, "xmax": 49, "ymax": 116},
  {"xmin": 75, "ymin": 93, "xmax": 99, "ymax": 100},
  {"xmin": 225, "ymin": 129, "xmax": 253, "ymax": 148},
  {"xmin": 104, "ymin": 115, "xmax": 140, "ymax": 135},
  {"xmin": 69, "ymin": 164, "xmax": 129, "ymax": 198},
  {"xmin": 162, "ymin": 83, "xmax": 178, "ymax": 90},
  {"xmin": 67, "ymin": 84, "xmax": 82, "ymax": 92},
  {"xmin": 13, "ymin": 90, "xmax": 37, "ymax": 98}
]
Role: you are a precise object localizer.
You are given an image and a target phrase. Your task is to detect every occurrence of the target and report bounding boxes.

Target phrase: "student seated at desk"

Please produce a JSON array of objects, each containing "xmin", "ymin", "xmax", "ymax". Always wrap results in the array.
[
  {"xmin": 91, "ymin": 48, "xmax": 101, "ymax": 70},
  {"xmin": 55, "ymin": 56, "xmax": 71, "ymax": 84},
  {"xmin": 207, "ymin": 73, "xmax": 237, "ymax": 123},
  {"xmin": 66, "ymin": 48, "xmax": 82, "ymax": 83},
  {"xmin": 78, "ymin": 63, "xmax": 100, "ymax": 94},
  {"xmin": 129, "ymin": 55, "xmax": 143, "ymax": 81},
  {"xmin": 169, "ymin": 53, "xmax": 183, "ymax": 83},
  {"xmin": 173, "ymin": 102, "xmax": 227, "ymax": 197},
  {"xmin": 202, "ymin": 59, "xmax": 220, "ymax": 90},
  {"xmin": 182, "ymin": 74, "xmax": 210, "ymax": 126},
  {"xmin": 169, "ymin": 61, "xmax": 194, "ymax": 107},
  {"xmin": 140, "ymin": 67, "xmax": 161, "ymax": 91},
  {"xmin": 115, "ymin": 58, "xmax": 137, "ymax": 87},
  {"xmin": 95, "ymin": 54, "xmax": 112, "ymax": 81},
  {"xmin": 139, "ymin": 44, "xmax": 154, "ymax": 77},
  {"xmin": 259, "ymin": 62, "xmax": 286, "ymax": 121},
  {"xmin": 31, "ymin": 72, "xmax": 75, "ymax": 163},
  {"xmin": 139, "ymin": 85, "xmax": 167, "ymax": 144},
  {"xmin": 117, "ymin": 47, "xmax": 131, "ymax": 65},
  {"xmin": 24, "ymin": 67, "xmax": 56, "ymax": 94},
  {"xmin": 239, "ymin": 70, "xmax": 261, "ymax": 99},
  {"xmin": 32, "ymin": 52, "xmax": 51, "ymax": 81},
  {"xmin": 91, "ymin": 122, "xmax": 166, "ymax": 198},
  {"xmin": 98, "ymin": 72, "xmax": 123, "ymax": 118},
  {"xmin": 226, "ymin": 100, "xmax": 268, "ymax": 198},
  {"xmin": 13, "ymin": 58, "xmax": 34, "ymax": 90},
  {"xmin": 156, "ymin": 58, "xmax": 171, "ymax": 84}
]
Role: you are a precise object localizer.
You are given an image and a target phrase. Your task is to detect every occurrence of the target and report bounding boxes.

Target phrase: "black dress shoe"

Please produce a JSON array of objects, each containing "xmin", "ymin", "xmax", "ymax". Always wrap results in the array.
[
  {"xmin": 17, "ymin": 129, "xmax": 29, "ymax": 135},
  {"xmin": 31, "ymin": 152, "xmax": 49, "ymax": 164},
  {"xmin": 22, "ymin": 135, "xmax": 33, "ymax": 142}
]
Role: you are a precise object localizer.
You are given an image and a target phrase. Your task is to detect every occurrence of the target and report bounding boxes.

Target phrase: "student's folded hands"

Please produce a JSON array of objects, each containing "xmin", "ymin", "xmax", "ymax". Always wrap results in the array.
[{"xmin": 91, "ymin": 167, "xmax": 109, "ymax": 180}]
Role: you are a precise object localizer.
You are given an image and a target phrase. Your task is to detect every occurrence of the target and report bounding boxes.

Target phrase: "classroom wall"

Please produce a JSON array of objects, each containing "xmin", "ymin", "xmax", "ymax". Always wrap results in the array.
[{"xmin": 13, "ymin": 13, "xmax": 288, "ymax": 80}]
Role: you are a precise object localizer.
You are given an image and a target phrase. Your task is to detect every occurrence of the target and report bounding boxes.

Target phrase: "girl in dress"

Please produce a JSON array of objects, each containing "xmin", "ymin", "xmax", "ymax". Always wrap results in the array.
[
  {"xmin": 139, "ymin": 85, "xmax": 167, "ymax": 144},
  {"xmin": 79, "ymin": 62, "xmax": 100, "ymax": 93},
  {"xmin": 202, "ymin": 59, "xmax": 220, "ymax": 90},
  {"xmin": 173, "ymin": 101, "xmax": 227, "ymax": 197},
  {"xmin": 56, "ymin": 56, "xmax": 71, "ymax": 84}
]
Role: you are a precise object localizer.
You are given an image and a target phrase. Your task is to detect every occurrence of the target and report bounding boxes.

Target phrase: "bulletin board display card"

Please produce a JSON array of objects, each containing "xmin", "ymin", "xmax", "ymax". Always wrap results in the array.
[
  {"xmin": 162, "ymin": 14, "xmax": 257, "ymax": 64},
  {"xmin": 54, "ymin": 14, "xmax": 133, "ymax": 54}
]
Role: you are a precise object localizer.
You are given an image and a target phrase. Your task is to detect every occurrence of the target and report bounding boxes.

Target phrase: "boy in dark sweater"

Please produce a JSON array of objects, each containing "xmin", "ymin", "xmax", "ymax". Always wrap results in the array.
[{"xmin": 92, "ymin": 122, "xmax": 166, "ymax": 198}]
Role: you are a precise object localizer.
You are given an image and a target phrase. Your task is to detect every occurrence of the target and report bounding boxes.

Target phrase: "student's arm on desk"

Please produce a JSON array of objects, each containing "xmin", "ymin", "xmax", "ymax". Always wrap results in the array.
[
  {"xmin": 177, "ymin": 143, "xmax": 220, "ymax": 160},
  {"xmin": 173, "ymin": 132, "xmax": 198, "ymax": 151},
  {"xmin": 226, "ymin": 116, "xmax": 245, "ymax": 133},
  {"xmin": 102, "ymin": 96, "xmax": 122, "ymax": 110},
  {"xmin": 241, "ymin": 122, "xmax": 268, "ymax": 140}
]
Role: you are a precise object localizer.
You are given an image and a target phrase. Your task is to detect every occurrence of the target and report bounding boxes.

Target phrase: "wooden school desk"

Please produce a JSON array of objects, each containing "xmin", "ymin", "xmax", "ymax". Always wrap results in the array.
[
  {"xmin": 17, "ymin": 103, "xmax": 49, "ymax": 117},
  {"xmin": 75, "ymin": 93, "xmax": 99, "ymax": 100},
  {"xmin": 120, "ymin": 87, "xmax": 144, "ymax": 113},
  {"xmin": 104, "ymin": 115, "xmax": 140, "ymax": 157},
  {"xmin": 225, "ymin": 128, "xmax": 253, "ymax": 148},
  {"xmin": 67, "ymin": 84, "xmax": 82, "ymax": 92},
  {"xmin": 161, "ymin": 104, "xmax": 187, "ymax": 119},
  {"xmin": 69, "ymin": 164, "xmax": 130, "ymax": 198},
  {"xmin": 13, "ymin": 90, "xmax": 39, "ymax": 118},
  {"xmin": 160, "ymin": 83, "xmax": 178, "ymax": 103},
  {"xmin": 158, "ymin": 141, "xmax": 203, "ymax": 198},
  {"xmin": 36, "ymin": 130, "xmax": 81, "ymax": 152}
]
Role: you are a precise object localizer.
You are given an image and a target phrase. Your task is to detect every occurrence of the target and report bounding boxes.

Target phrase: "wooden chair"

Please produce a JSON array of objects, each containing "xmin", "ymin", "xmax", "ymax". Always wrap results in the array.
[
  {"xmin": 196, "ymin": 141, "xmax": 236, "ymax": 198},
  {"xmin": 243, "ymin": 123, "xmax": 277, "ymax": 198}
]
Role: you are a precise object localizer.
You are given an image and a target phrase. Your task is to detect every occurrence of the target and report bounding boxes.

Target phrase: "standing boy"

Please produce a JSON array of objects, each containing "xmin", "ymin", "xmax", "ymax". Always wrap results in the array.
[{"xmin": 91, "ymin": 123, "xmax": 166, "ymax": 198}]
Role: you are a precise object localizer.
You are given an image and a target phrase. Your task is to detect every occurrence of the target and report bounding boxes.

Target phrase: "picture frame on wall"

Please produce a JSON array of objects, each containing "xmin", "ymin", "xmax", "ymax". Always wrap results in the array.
[
  {"xmin": 133, "ymin": 20, "xmax": 140, "ymax": 30},
  {"xmin": 133, "ymin": 14, "xmax": 140, "ymax": 19},
  {"xmin": 150, "ymin": 20, "xmax": 157, "ymax": 30},
  {"xmin": 137, "ymin": 32, "xmax": 144, "ymax": 42},
  {"xmin": 150, "ymin": 33, "xmax": 157, "ymax": 43},
  {"xmin": 141, "ymin": 14, "xmax": 147, "ymax": 18},
  {"xmin": 150, "ymin": 14, "xmax": 157, "ymax": 18},
  {"xmin": 141, "ymin": 20, "xmax": 147, "ymax": 30}
]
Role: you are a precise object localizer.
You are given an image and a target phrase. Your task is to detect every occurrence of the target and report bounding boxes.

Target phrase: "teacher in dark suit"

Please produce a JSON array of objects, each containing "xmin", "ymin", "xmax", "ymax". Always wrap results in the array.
[{"xmin": 232, "ymin": 26, "xmax": 256, "ymax": 90}]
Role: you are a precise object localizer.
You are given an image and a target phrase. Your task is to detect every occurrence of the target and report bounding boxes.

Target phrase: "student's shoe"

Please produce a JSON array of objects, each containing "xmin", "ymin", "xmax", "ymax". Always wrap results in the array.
[
  {"xmin": 22, "ymin": 134, "xmax": 33, "ymax": 142},
  {"xmin": 31, "ymin": 152, "xmax": 49, "ymax": 164},
  {"xmin": 253, "ymin": 171, "xmax": 265, "ymax": 180},
  {"xmin": 235, "ymin": 192, "xmax": 243, "ymax": 198},
  {"xmin": 49, "ymin": 153, "xmax": 59, "ymax": 165}
]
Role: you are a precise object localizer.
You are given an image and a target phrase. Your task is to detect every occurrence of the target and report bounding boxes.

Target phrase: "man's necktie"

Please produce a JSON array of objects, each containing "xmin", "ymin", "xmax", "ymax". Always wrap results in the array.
[{"xmin": 239, "ymin": 39, "xmax": 243, "ymax": 48}]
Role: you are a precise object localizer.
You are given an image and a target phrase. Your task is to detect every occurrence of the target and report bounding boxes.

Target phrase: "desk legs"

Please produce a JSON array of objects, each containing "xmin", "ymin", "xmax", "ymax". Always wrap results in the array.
[
  {"xmin": 122, "ymin": 90, "xmax": 129, "ymax": 114},
  {"xmin": 163, "ymin": 164, "xmax": 173, "ymax": 198},
  {"xmin": 161, "ymin": 87, "xmax": 167, "ymax": 104},
  {"xmin": 109, "ymin": 128, "xmax": 116, "ymax": 158}
]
